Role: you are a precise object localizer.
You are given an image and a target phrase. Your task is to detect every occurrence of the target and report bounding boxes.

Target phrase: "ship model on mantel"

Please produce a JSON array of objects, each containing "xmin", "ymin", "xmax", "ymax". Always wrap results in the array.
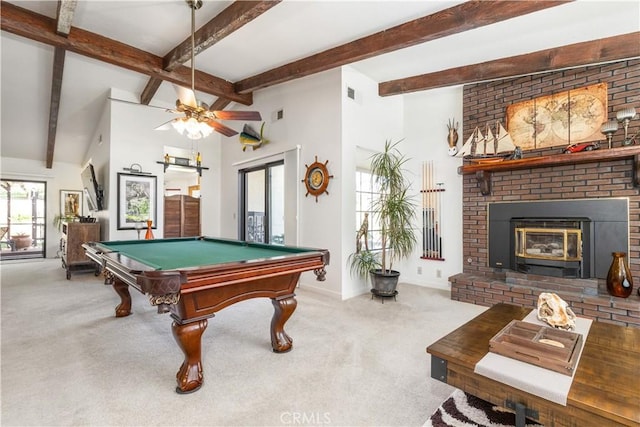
[{"xmin": 457, "ymin": 122, "xmax": 521, "ymax": 163}]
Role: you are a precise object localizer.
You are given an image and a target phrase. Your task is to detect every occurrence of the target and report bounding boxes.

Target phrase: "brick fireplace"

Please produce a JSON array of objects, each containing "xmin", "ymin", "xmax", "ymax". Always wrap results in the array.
[{"xmin": 451, "ymin": 59, "xmax": 640, "ymax": 327}]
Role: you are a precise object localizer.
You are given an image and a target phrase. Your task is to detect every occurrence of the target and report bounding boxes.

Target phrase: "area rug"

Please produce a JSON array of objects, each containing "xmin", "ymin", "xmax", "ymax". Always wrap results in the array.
[{"xmin": 424, "ymin": 389, "xmax": 543, "ymax": 427}]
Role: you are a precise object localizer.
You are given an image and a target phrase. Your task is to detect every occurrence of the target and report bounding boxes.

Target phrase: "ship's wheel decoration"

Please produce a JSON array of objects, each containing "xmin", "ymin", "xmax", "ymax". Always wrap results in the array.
[{"xmin": 302, "ymin": 156, "xmax": 333, "ymax": 202}]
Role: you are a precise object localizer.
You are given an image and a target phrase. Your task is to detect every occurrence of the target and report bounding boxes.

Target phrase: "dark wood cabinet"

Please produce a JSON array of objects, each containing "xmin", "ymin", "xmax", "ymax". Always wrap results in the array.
[
  {"xmin": 164, "ymin": 195, "xmax": 200, "ymax": 237},
  {"xmin": 61, "ymin": 221, "xmax": 100, "ymax": 279}
]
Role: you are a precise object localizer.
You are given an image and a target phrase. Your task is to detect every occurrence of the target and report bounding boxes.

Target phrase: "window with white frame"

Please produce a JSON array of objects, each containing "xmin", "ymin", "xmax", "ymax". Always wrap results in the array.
[{"xmin": 355, "ymin": 169, "xmax": 382, "ymax": 251}]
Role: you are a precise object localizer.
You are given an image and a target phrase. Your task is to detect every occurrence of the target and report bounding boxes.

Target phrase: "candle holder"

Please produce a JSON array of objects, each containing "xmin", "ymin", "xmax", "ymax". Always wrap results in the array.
[
  {"xmin": 616, "ymin": 107, "xmax": 637, "ymax": 146},
  {"xmin": 600, "ymin": 120, "xmax": 618, "ymax": 149}
]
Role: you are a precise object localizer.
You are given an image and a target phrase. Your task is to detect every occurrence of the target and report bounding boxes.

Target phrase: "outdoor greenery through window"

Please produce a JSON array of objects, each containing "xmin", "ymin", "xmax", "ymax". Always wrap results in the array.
[
  {"xmin": 0, "ymin": 179, "xmax": 46, "ymax": 260},
  {"xmin": 355, "ymin": 169, "xmax": 382, "ymax": 252}
]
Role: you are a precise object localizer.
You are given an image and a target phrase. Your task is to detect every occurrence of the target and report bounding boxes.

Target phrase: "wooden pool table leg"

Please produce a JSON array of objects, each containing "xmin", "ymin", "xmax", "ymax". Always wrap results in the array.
[
  {"xmin": 271, "ymin": 296, "xmax": 297, "ymax": 353},
  {"xmin": 112, "ymin": 279, "xmax": 132, "ymax": 317},
  {"xmin": 172, "ymin": 319, "xmax": 208, "ymax": 394}
]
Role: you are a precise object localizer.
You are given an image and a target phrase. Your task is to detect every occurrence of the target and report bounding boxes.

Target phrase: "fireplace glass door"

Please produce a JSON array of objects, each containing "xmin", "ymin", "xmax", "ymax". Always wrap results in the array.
[{"xmin": 515, "ymin": 227, "xmax": 581, "ymax": 262}]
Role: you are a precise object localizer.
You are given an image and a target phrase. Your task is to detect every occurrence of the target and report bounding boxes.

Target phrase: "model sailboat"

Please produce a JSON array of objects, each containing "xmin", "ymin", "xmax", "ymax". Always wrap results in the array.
[{"xmin": 457, "ymin": 122, "xmax": 518, "ymax": 162}]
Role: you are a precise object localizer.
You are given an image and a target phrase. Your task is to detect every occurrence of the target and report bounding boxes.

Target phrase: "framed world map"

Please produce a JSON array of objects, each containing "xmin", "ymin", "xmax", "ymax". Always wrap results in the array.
[{"xmin": 506, "ymin": 83, "xmax": 607, "ymax": 150}]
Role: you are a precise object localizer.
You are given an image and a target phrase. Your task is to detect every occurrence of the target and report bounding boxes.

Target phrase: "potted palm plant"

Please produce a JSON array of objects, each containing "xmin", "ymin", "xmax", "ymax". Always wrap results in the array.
[
  {"xmin": 349, "ymin": 139, "xmax": 417, "ymax": 296},
  {"xmin": 347, "ymin": 247, "xmax": 381, "ymax": 289}
]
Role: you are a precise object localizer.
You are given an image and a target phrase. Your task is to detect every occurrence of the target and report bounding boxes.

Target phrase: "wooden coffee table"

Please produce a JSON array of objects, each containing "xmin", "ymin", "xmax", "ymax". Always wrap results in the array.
[{"xmin": 427, "ymin": 303, "xmax": 640, "ymax": 427}]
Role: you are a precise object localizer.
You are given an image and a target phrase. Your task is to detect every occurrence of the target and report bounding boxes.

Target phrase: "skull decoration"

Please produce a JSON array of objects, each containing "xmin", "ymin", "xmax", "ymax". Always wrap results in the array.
[{"xmin": 536, "ymin": 292, "xmax": 576, "ymax": 331}]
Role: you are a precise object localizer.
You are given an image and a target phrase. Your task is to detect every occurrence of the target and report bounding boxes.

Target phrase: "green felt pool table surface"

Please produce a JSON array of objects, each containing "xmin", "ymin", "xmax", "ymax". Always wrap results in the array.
[{"xmin": 97, "ymin": 237, "xmax": 316, "ymax": 270}]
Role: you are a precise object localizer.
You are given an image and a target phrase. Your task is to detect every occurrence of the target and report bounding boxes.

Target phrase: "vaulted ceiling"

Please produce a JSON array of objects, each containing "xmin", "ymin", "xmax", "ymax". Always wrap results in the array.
[{"xmin": 1, "ymin": 0, "xmax": 638, "ymax": 167}]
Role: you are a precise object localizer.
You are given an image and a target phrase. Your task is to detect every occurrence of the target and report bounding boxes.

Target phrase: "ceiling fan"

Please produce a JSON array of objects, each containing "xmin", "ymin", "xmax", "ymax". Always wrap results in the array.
[{"xmin": 154, "ymin": 0, "xmax": 261, "ymax": 140}]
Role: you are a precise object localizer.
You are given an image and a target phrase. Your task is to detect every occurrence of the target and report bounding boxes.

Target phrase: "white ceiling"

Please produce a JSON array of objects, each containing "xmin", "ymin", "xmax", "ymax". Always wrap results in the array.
[{"xmin": 1, "ymin": 0, "xmax": 638, "ymax": 166}]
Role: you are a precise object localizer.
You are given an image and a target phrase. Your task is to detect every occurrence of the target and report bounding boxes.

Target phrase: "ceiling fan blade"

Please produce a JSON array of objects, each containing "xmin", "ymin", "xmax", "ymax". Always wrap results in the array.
[
  {"xmin": 154, "ymin": 119, "xmax": 177, "ymax": 131},
  {"xmin": 173, "ymin": 84, "xmax": 198, "ymax": 108},
  {"xmin": 206, "ymin": 119, "xmax": 238, "ymax": 137},
  {"xmin": 212, "ymin": 110, "xmax": 262, "ymax": 121}
]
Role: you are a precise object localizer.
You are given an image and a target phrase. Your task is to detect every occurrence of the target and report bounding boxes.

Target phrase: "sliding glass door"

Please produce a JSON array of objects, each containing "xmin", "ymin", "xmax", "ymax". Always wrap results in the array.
[
  {"xmin": 0, "ymin": 179, "xmax": 46, "ymax": 260},
  {"xmin": 239, "ymin": 161, "xmax": 284, "ymax": 244}
]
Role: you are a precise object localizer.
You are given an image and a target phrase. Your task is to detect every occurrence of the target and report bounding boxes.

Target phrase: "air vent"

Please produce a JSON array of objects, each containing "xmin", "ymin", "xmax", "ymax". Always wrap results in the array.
[
  {"xmin": 272, "ymin": 108, "xmax": 284, "ymax": 122},
  {"xmin": 347, "ymin": 87, "xmax": 355, "ymax": 100}
]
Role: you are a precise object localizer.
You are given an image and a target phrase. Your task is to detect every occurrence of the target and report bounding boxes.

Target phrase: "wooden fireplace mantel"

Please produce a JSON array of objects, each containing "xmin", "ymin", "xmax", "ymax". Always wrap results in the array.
[{"xmin": 457, "ymin": 145, "xmax": 640, "ymax": 195}]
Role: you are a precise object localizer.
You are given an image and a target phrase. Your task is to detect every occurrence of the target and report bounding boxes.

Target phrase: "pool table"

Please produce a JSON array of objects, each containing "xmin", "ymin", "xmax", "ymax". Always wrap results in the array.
[{"xmin": 83, "ymin": 236, "xmax": 329, "ymax": 394}]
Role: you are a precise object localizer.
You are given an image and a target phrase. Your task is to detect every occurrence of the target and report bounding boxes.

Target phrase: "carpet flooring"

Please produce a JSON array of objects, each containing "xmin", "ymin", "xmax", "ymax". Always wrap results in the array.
[{"xmin": 1, "ymin": 258, "xmax": 487, "ymax": 426}]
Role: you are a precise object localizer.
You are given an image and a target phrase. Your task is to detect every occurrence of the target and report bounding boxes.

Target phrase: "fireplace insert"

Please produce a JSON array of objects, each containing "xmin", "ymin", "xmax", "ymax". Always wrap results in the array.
[
  {"xmin": 511, "ymin": 218, "xmax": 590, "ymax": 278},
  {"xmin": 488, "ymin": 198, "xmax": 629, "ymax": 279}
]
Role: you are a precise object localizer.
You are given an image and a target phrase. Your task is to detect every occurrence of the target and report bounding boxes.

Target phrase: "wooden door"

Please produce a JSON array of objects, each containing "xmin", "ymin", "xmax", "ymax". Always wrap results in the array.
[
  {"xmin": 182, "ymin": 196, "xmax": 200, "ymax": 236},
  {"xmin": 164, "ymin": 196, "xmax": 182, "ymax": 238},
  {"xmin": 164, "ymin": 195, "xmax": 200, "ymax": 237}
]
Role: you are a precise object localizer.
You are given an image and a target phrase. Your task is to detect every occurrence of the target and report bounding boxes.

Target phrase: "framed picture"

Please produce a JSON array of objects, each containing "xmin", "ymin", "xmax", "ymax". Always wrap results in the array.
[
  {"xmin": 117, "ymin": 173, "xmax": 157, "ymax": 230},
  {"xmin": 60, "ymin": 190, "xmax": 83, "ymax": 217}
]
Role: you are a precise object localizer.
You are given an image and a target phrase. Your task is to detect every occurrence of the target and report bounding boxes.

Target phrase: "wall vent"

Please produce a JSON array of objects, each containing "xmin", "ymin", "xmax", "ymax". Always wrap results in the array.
[
  {"xmin": 271, "ymin": 109, "xmax": 284, "ymax": 122},
  {"xmin": 347, "ymin": 87, "xmax": 355, "ymax": 100}
]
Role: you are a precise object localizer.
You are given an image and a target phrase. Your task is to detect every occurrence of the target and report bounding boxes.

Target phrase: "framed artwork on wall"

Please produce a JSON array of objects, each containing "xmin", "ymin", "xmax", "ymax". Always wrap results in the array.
[
  {"xmin": 506, "ymin": 83, "xmax": 607, "ymax": 150},
  {"xmin": 117, "ymin": 173, "xmax": 157, "ymax": 230},
  {"xmin": 60, "ymin": 190, "xmax": 83, "ymax": 217}
]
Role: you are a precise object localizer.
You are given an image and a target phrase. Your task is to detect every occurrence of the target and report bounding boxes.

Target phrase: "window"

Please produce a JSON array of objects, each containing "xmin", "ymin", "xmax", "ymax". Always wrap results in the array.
[{"xmin": 355, "ymin": 169, "xmax": 382, "ymax": 251}]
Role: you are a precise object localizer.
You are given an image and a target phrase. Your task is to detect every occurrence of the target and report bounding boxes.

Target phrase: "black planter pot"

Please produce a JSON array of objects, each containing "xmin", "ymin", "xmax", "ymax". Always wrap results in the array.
[{"xmin": 370, "ymin": 269, "xmax": 400, "ymax": 296}]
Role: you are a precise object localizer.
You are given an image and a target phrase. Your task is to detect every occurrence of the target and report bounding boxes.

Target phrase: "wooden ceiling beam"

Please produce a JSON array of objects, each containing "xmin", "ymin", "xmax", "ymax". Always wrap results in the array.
[
  {"xmin": 379, "ymin": 32, "xmax": 640, "ymax": 96},
  {"xmin": 140, "ymin": 78, "xmax": 164, "ymax": 106},
  {"xmin": 46, "ymin": 0, "xmax": 77, "ymax": 168},
  {"xmin": 209, "ymin": 97, "xmax": 232, "ymax": 111},
  {"xmin": 0, "ymin": 2, "xmax": 253, "ymax": 105},
  {"xmin": 140, "ymin": 1, "xmax": 279, "ymax": 106},
  {"xmin": 234, "ymin": 0, "xmax": 571, "ymax": 94},
  {"xmin": 46, "ymin": 47, "xmax": 65, "ymax": 169}
]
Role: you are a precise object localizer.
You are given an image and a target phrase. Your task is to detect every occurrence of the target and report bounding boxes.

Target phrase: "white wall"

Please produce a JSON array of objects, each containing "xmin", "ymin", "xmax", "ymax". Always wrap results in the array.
[
  {"xmin": 83, "ymin": 98, "xmax": 111, "ymax": 239},
  {"xmin": 340, "ymin": 66, "xmax": 404, "ymax": 298},
  {"xmin": 219, "ymin": 69, "xmax": 343, "ymax": 297},
  {"xmin": 216, "ymin": 67, "xmax": 462, "ymax": 298},
  {"xmin": 399, "ymin": 86, "xmax": 464, "ymax": 290}
]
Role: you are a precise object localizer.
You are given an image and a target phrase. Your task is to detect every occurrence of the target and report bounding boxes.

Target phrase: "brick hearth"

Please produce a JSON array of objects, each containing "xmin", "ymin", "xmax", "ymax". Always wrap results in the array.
[
  {"xmin": 455, "ymin": 59, "xmax": 640, "ymax": 327},
  {"xmin": 451, "ymin": 272, "xmax": 640, "ymax": 327}
]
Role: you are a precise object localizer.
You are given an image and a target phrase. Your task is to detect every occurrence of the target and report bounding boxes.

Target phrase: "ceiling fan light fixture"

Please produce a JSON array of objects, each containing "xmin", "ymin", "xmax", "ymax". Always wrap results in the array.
[
  {"xmin": 172, "ymin": 118, "xmax": 187, "ymax": 134},
  {"xmin": 185, "ymin": 117, "xmax": 199, "ymax": 133},
  {"xmin": 199, "ymin": 124, "xmax": 214, "ymax": 139},
  {"xmin": 171, "ymin": 117, "xmax": 213, "ymax": 140}
]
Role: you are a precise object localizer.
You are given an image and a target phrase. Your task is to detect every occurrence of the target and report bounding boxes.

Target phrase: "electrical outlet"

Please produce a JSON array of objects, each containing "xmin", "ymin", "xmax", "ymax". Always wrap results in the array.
[
  {"xmin": 417, "ymin": 266, "xmax": 422, "ymax": 275},
  {"xmin": 436, "ymin": 269, "xmax": 441, "ymax": 278}
]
